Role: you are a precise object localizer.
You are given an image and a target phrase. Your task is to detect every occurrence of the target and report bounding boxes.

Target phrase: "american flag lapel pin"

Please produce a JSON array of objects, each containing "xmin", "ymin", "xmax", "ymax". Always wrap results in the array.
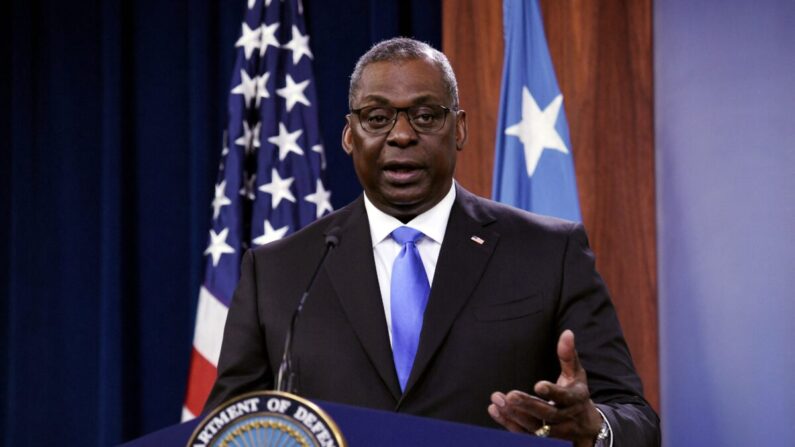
[{"xmin": 470, "ymin": 235, "xmax": 485, "ymax": 245}]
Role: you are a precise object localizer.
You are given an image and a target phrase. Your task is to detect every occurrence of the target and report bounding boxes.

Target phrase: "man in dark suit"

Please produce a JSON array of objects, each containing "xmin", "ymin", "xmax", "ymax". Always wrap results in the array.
[{"xmin": 206, "ymin": 38, "xmax": 660, "ymax": 446}]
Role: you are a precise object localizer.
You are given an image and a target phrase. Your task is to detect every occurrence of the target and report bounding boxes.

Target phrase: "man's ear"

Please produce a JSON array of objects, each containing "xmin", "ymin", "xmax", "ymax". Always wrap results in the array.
[
  {"xmin": 342, "ymin": 117, "xmax": 354, "ymax": 155},
  {"xmin": 455, "ymin": 110, "xmax": 468, "ymax": 151}
]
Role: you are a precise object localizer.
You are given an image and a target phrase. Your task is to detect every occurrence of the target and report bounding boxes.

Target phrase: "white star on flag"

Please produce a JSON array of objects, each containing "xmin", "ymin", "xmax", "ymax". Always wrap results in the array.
[
  {"xmin": 259, "ymin": 22, "xmax": 280, "ymax": 56},
  {"xmin": 204, "ymin": 228, "xmax": 235, "ymax": 267},
  {"xmin": 235, "ymin": 121, "xmax": 261, "ymax": 154},
  {"xmin": 304, "ymin": 179, "xmax": 333, "ymax": 219},
  {"xmin": 253, "ymin": 220, "xmax": 289, "ymax": 246},
  {"xmin": 258, "ymin": 168, "xmax": 296, "ymax": 208},
  {"xmin": 276, "ymin": 74, "xmax": 311, "ymax": 111},
  {"xmin": 235, "ymin": 23, "xmax": 261, "ymax": 60},
  {"xmin": 256, "ymin": 72, "xmax": 271, "ymax": 106},
  {"xmin": 268, "ymin": 122, "xmax": 304, "ymax": 160},
  {"xmin": 282, "ymin": 25, "xmax": 313, "ymax": 64},
  {"xmin": 211, "ymin": 180, "xmax": 232, "ymax": 219},
  {"xmin": 231, "ymin": 69, "xmax": 258, "ymax": 108},
  {"xmin": 504, "ymin": 86, "xmax": 568, "ymax": 177}
]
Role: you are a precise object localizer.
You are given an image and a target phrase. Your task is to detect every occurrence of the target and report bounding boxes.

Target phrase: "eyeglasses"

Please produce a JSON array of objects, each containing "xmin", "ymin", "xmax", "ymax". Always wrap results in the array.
[{"xmin": 350, "ymin": 104, "xmax": 454, "ymax": 134}]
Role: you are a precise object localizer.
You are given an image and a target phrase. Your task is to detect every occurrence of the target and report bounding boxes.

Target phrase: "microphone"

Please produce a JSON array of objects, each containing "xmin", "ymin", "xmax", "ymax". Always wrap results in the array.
[{"xmin": 275, "ymin": 227, "xmax": 341, "ymax": 393}]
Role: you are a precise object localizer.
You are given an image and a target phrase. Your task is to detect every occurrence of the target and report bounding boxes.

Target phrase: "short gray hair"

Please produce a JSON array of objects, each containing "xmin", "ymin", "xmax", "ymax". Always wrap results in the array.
[{"xmin": 348, "ymin": 37, "xmax": 459, "ymax": 110}]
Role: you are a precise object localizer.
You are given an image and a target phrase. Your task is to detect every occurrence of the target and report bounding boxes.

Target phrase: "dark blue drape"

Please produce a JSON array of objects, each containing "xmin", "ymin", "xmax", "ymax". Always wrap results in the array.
[{"xmin": 2, "ymin": 0, "xmax": 440, "ymax": 445}]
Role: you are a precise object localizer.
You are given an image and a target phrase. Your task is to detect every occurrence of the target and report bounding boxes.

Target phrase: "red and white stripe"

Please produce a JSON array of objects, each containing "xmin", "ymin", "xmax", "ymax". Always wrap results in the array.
[{"xmin": 182, "ymin": 286, "xmax": 229, "ymax": 420}]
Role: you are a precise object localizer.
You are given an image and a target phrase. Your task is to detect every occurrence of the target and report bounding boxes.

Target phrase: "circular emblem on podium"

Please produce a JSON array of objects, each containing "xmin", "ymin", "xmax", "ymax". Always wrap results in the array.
[{"xmin": 187, "ymin": 391, "xmax": 347, "ymax": 447}]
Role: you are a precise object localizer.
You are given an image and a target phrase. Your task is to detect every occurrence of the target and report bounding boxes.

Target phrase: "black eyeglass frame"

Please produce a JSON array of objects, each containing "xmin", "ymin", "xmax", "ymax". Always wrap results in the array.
[{"xmin": 349, "ymin": 104, "xmax": 456, "ymax": 135}]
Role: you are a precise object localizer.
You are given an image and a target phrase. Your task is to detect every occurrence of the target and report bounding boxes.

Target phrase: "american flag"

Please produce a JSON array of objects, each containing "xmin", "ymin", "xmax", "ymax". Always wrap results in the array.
[{"xmin": 182, "ymin": 0, "xmax": 331, "ymax": 420}]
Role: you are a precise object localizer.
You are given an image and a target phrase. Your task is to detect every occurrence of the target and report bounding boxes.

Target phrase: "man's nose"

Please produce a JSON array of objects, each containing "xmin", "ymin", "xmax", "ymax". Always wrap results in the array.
[{"xmin": 386, "ymin": 111, "xmax": 418, "ymax": 147}]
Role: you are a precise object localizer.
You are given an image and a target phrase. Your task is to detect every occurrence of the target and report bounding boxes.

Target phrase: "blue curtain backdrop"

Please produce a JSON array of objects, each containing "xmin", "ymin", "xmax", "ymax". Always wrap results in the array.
[{"xmin": 1, "ymin": 0, "xmax": 440, "ymax": 445}]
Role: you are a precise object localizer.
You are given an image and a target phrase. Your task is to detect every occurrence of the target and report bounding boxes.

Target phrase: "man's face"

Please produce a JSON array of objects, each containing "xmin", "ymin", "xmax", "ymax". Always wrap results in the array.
[{"xmin": 342, "ymin": 58, "xmax": 467, "ymax": 223}]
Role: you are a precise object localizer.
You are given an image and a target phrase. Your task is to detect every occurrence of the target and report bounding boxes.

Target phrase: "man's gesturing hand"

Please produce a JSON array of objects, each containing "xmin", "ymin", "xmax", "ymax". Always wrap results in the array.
[{"xmin": 488, "ymin": 330, "xmax": 604, "ymax": 447}]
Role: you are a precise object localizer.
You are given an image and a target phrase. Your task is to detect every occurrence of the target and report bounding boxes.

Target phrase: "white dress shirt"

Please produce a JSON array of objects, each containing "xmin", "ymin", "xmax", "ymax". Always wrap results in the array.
[{"xmin": 363, "ymin": 183, "xmax": 457, "ymax": 346}]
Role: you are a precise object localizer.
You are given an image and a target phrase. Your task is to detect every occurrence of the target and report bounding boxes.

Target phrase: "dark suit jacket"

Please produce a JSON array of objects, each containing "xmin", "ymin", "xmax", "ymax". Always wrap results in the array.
[{"xmin": 206, "ymin": 186, "xmax": 660, "ymax": 444}]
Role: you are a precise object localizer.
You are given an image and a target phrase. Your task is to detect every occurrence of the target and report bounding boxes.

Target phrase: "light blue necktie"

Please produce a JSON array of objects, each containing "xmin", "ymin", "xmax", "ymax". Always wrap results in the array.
[{"xmin": 390, "ymin": 226, "xmax": 430, "ymax": 392}]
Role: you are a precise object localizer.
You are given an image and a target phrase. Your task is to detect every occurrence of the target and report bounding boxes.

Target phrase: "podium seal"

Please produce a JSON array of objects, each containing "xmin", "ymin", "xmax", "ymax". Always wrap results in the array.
[{"xmin": 187, "ymin": 391, "xmax": 347, "ymax": 447}]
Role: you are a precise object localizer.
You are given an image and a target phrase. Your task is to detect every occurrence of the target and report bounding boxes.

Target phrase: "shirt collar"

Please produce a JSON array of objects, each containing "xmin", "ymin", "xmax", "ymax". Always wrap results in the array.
[{"xmin": 363, "ymin": 182, "xmax": 457, "ymax": 247}]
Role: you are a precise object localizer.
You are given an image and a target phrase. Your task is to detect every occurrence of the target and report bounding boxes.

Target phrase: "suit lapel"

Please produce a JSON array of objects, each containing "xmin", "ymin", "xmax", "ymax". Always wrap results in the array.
[
  {"xmin": 402, "ymin": 187, "xmax": 499, "ymax": 397},
  {"xmin": 324, "ymin": 198, "xmax": 402, "ymax": 400}
]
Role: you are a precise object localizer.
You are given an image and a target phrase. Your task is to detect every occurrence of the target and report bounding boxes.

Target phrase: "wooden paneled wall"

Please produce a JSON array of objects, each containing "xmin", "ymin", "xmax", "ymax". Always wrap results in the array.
[{"xmin": 442, "ymin": 0, "xmax": 659, "ymax": 410}]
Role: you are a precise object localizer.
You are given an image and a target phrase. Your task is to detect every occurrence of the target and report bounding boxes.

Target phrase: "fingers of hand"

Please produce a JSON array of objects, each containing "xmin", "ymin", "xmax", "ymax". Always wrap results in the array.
[
  {"xmin": 490, "ymin": 391, "xmax": 547, "ymax": 433},
  {"xmin": 490, "ymin": 391, "xmax": 508, "ymax": 408},
  {"xmin": 488, "ymin": 403, "xmax": 527, "ymax": 434},
  {"xmin": 494, "ymin": 382, "xmax": 600, "ymax": 443},
  {"xmin": 506, "ymin": 390, "xmax": 557, "ymax": 421},
  {"xmin": 498, "ymin": 392, "xmax": 584, "ymax": 439},
  {"xmin": 490, "ymin": 393, "xmax": 540, "ymax": 433},
  {"xmin": 557, "ymin": 329, "xmax": 584, "ymax": 379},
  {"xmin": 534, "ymin": 379, "xmax": 591, "ymax": 408}
]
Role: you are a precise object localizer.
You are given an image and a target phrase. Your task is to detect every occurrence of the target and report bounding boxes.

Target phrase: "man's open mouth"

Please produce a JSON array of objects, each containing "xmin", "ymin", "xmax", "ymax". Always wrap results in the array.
[{"xmin": 383, "ymin": 163, "xmax": 423, "ymax": 183}]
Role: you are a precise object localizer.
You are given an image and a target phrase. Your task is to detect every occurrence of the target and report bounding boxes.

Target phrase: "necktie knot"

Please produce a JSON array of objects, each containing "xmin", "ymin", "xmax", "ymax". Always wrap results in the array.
[{"xmin": 391, "ymin": 226, "xmax": 424, "ymax": 245}]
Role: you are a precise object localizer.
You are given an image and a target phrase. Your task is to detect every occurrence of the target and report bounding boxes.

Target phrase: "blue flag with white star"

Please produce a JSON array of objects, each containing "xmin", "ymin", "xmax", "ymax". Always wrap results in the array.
[
  {"xmin": 492, "ymin": 0, "xmax": 581, "ymax": 221},
  {"xmin": 183, "ymin": 0, "xmax": 331, "ymax": 420}
]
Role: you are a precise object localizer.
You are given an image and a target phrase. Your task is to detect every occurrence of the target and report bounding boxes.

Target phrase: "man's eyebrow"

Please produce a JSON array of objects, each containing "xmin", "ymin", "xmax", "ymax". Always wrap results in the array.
[
  {"xmin": 358, "ymin": 95, "xmax": 391, "ymax": 106},
  {"xmin": 357, "ymin": 94, "xmax": 442, "ymax": 107}
]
